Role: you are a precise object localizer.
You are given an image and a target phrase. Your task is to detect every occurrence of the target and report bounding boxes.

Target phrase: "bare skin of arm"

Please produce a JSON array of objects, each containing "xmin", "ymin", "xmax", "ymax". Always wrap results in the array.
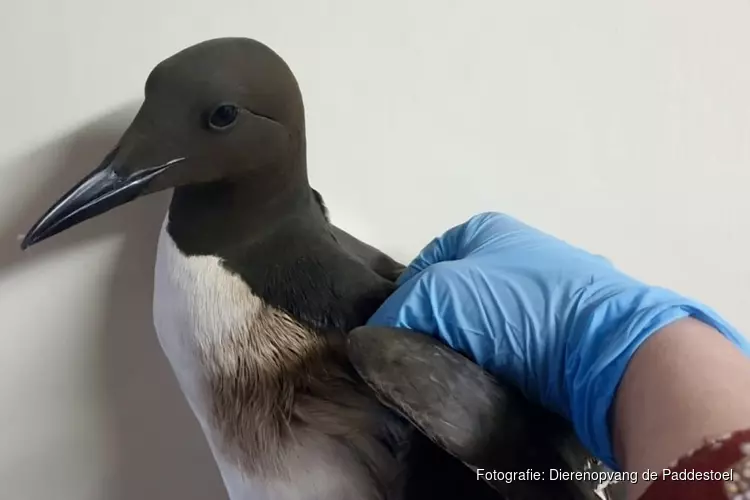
[{"xmin": 612, "ymin": 317, "xmax": 750, "ymax": 499}]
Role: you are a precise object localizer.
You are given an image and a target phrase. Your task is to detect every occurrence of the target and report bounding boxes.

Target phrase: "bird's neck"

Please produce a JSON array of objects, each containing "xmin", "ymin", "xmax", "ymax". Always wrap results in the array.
[{"xmin": 167, "ymin": 165, "xmax": 321, "ymax": 256}]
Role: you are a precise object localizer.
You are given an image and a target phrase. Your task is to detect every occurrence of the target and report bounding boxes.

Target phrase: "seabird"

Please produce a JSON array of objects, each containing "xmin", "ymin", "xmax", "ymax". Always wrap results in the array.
[{"xmin": 20, "ymin": 38, "xmax": 616, "ymax": 500}]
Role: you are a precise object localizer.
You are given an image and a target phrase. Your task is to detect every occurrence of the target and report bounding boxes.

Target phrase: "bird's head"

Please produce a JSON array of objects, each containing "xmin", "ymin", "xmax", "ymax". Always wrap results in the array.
[{"xmin": 21, "ymin": 37, "xmax": 305, "ymax": 249}]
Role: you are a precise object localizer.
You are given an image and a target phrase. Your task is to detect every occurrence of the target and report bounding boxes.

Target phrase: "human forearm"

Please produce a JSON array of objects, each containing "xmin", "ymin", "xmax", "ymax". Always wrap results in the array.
[{"xmin": 612, "ymin": 317, "xmax": 750, "ymax": 499}]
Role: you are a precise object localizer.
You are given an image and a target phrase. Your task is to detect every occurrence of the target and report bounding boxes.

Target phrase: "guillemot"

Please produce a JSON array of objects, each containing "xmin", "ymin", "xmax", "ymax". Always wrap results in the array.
[{"xmin": 20, "ymin": 38, "xmax": 613, "ymax": 499}]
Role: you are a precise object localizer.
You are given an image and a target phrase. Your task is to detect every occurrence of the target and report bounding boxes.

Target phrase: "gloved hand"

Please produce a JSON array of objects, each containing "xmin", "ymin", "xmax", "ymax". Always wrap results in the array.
[{"xmin": 367, "ymin": 212, "xmax": 750, "ymax": 469}]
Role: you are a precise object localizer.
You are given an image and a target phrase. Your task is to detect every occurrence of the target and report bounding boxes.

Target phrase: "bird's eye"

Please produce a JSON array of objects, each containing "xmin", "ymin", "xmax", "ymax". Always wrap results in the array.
[{"xmin": 207, "ymin": 104, "xmax": 239, "ymax": 131}]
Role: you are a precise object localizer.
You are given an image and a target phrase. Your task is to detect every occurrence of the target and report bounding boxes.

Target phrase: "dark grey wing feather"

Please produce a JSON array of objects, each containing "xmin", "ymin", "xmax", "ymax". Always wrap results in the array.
[
  {"xmin": 312, "ymin": 187, "xmax": 406, "ymax": 283},
  {"xmin": 347, "ymin": 326, "xmax": 627, "ymax": 500},
  {"xmin": 328, "ymin": 225, "xmax": 406, "ymax": 283}
]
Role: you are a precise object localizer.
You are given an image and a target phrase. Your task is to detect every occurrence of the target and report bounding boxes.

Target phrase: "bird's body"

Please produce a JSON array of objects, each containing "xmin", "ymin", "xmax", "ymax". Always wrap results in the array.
[
  {"xmin": 151, "ymin": 196, "xmax": 410, "ymax": 500},
  {"xmin": 150, "ymin": 181, "xmax": 497, "ymax": 499}
]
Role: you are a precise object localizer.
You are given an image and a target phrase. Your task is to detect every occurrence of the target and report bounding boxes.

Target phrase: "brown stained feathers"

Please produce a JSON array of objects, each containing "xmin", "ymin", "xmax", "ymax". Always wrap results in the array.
[{"xmin": 197, "ymin": 301, "xmax": 409, "ymax": 496}]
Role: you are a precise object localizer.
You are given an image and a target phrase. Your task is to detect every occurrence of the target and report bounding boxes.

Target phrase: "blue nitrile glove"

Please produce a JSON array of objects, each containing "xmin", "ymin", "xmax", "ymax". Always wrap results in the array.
[{"xmin": 367, "ymin": 212, "xmax": 750, "ymax": 470}]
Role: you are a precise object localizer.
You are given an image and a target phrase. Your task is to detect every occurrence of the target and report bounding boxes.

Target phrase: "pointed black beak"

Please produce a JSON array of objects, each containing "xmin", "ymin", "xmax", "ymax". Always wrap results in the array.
[{"xmin": 21, "ymin": 148, "xmax": 184, "ymax": 250}]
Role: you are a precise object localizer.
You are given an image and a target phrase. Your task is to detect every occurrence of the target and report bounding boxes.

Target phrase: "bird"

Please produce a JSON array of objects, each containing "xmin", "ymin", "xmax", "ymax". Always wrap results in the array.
[{"xmin": 20, "ymin": 38, "xmax": 620, "ymax": 500}]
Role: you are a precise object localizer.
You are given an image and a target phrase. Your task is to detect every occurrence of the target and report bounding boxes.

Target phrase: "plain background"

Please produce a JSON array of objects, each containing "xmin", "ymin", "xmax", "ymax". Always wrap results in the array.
[{"xmin": 1, "ymin": 1, "xmax": 748, "ymax": 499}]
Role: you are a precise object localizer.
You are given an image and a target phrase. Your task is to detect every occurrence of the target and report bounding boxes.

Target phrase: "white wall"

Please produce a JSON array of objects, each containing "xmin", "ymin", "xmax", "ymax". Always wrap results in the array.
[{"xmin": 1, "ymin": 1, "xmax": 748, "ymax": 499}]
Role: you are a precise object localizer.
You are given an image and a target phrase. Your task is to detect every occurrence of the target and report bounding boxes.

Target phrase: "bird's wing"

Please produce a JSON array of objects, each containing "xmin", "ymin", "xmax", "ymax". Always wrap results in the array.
[
  {"xmin": 347, "ymin": 326, "xmax": 628, "ymax": 500},
  {"xmin": 310, "ymin": 188, "xmax": 406, "ymax": 283},
  {"xmin": 328, "ymin": 225, "xmax": 406, "ymax": 283}
]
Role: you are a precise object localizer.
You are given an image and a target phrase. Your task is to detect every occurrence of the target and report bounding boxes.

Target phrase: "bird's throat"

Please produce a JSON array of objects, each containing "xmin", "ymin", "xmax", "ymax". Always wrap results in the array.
[{"xmin": 167, "ymin": 167, "xmax": 318, "ymax": 257}]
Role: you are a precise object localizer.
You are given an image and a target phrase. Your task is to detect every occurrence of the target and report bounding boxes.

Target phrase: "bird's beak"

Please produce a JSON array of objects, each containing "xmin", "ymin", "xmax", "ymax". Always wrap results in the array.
[{"xmin": 20, "ymin": 147, "xmax": 184, "ymax": 250}]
